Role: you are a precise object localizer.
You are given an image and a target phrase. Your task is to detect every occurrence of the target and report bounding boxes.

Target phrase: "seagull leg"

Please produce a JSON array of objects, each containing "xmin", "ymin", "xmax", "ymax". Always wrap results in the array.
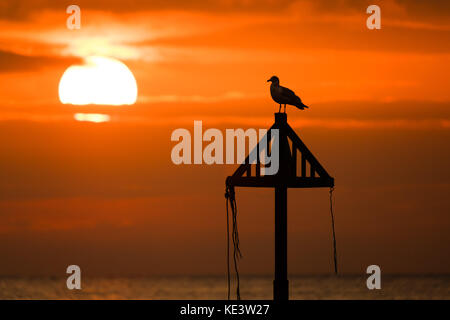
[
  {"xmin": 284, "ymin": 104, "xmax": 286, "ymax": 113},
  {"xmin": 279, "ymin": 104, "xmax": 281, "ymax": 112}
]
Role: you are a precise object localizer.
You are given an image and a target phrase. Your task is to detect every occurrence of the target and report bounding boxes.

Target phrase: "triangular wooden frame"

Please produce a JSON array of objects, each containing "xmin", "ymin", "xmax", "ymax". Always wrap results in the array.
[{"xmin": 226, "ymin": 113, "xmax": 334, "ymax": 189}]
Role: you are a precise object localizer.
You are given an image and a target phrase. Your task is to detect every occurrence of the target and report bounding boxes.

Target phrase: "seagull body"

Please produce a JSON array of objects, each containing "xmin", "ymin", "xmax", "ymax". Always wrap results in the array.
[{"xmin": 267, "ymin": 76, "xmax": 309, "ymax": 112}]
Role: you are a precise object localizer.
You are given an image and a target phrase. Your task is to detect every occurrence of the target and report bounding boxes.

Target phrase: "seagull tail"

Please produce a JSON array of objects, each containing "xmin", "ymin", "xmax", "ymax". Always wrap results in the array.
[{"xmin": 295, "ymin": 103, "xmax": 309, "ymax": 110}]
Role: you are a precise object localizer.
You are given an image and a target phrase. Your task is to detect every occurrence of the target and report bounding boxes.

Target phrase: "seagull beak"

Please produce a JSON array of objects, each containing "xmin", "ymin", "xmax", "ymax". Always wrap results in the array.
[{"xmin": 267, "ymin": 79, "xmax": 271, "ymax": 82}]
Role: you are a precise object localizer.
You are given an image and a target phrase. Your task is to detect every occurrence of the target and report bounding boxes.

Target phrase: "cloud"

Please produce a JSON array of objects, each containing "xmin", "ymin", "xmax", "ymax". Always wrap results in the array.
[
  {"xmin": 138, "ymin": 91, "xmax": 258, "ymax": 103},
  {"xmin": 0, "ymin": 0, "xmax": 294, "ymax": 20},
  {"xmin": 0, "ymin": 50, "xmax": 81, "ymax": 72},
  {"xmin": 1, "ymin": 0, "xmax": 449, "ymax": 23},
  {"xmin": 1, "ymin": 99, "xmax": 448, "ymax": 131}
]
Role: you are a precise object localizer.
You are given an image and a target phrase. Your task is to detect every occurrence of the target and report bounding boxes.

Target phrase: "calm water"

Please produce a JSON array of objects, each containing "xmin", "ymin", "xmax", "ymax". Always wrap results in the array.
[{"xmin": 0, "ymin": 275, "xmax": 449, "ymax": 299}]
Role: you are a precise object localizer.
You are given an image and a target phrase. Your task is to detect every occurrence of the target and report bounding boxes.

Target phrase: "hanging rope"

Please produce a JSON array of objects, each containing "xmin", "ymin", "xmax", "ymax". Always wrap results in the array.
[
  {"xmin": 225, "ymin": 183, "xmax": 337, "ymax": 297},
  {"xmin": 329, "ymin": 187, "xmax": 338, "ymax": 275},
  {"xmin": 225, "ymin": 183, "xmax": 242, "ymax": 300},
  {"xmin": 225, "ymin": 195, "xmax": 230, "ymax": 300}
]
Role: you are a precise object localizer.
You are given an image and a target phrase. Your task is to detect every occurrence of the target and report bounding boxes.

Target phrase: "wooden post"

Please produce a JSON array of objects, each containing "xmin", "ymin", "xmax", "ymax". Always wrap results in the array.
[
  {"xmin": 226, "ymin": 112, "xmax": 334, "ymax": 301},
  {"xmin": 274, "ymin": 112, "xmax": 289, "ymax": 300},
  {"xmin": 274, "ymin": 185, "xmax": 288, "ymax": 300}
]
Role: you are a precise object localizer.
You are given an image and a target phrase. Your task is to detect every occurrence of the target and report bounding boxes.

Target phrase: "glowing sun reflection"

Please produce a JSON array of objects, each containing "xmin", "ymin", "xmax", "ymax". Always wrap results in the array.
[{"xmin": 74, "ymin": 113, "xmax": 110, "ymax": 123}]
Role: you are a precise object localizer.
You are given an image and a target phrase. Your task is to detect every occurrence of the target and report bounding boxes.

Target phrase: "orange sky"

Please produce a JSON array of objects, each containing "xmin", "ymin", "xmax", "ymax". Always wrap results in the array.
[{"xmin": 0, "ymin": 0, "xmax": 449, "ymax": 276}]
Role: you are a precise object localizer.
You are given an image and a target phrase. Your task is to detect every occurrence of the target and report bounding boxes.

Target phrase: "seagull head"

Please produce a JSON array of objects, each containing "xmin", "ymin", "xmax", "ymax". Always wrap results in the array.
[{"xmin": 267, "ymin": 76, "xmax": 279, "ymax": 85}]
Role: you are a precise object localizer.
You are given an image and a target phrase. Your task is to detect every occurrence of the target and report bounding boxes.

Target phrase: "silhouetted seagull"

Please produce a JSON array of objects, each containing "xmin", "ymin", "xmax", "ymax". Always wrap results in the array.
[{"xmin": 267, "ymin": 76, "xmax": 309, "ymax": 113}]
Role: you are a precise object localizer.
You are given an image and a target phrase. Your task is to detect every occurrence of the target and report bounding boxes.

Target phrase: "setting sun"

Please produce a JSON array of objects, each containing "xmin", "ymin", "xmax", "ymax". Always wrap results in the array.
[{"xmin": 58, "ymin": 56, "xmax": 137, "ymax": 105}]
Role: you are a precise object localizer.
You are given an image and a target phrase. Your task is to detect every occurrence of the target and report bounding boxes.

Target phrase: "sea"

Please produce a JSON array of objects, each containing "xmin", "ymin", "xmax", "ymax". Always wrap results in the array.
[{"xmin": 0, "ymin": 275, "xmax": 449, "ymax": 300}]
